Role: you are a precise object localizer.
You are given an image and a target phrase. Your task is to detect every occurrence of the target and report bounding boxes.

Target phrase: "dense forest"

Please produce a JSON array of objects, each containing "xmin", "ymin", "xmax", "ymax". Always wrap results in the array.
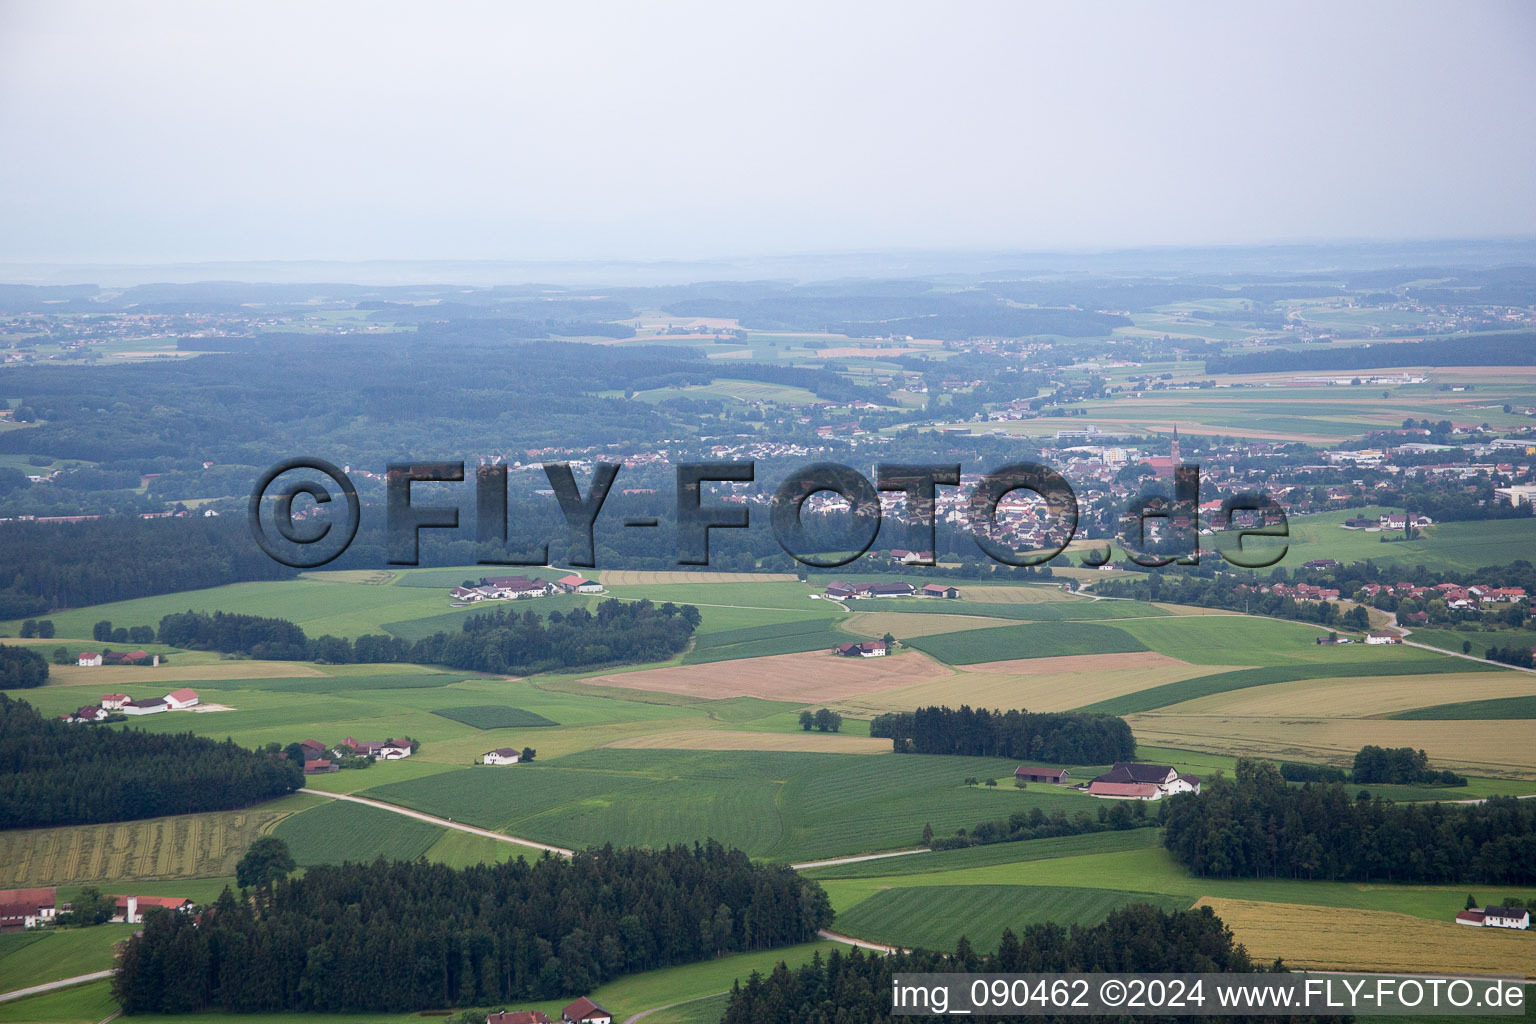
[
  {"xmin": 114, "ymin": 842, "xmax": 831, "ymax": 1013},
  {"xmin": 720, "ymin": 904, "xmax": 1330, "ymax": 1024},
  {"xmin": 0, "ymin": 695, "xmax": 300, "ymax": 829},
  {"xmin": 869, "ymin": 706, "xmax": 1135, "ymax": 764},
  {"xmin": 145, "ymin": 598, "xmax": 699, "ymax": 673},
  {"xmin": 0, "ymin": 643, "xmax": 48, "ymax": 688},
  {"xmin": 0, "ymin": 516, "xmax": 296, "ymax": 618},
  {"xmin": 1163, "ymin": 759, "xmax": 1535, "ymax": 884}
]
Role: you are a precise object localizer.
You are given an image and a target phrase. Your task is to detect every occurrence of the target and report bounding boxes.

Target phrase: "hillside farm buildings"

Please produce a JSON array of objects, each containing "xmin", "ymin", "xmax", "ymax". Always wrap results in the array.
[
  {"xmin": 835, "ymin": 640, "xmax": 888, "ymax": 658},
  {"xmin": 1014, "ymin": 766, "xmax": 1071, "ymax": 784},
  {"xmin": 1088, "ymin": 763, "xmax": 1200, "ymax": 800},
  {"xmin": 0, "ymin": 887, "xmax": 57, "ymax": 931},
  {"xmin": 825, "ymin": 580, "xmax": 961, "ymax": 600},
  {"xmin": 450, "ymin": 574, "xmax": 603, "ymax": 604},
  {"xmin": 485, "ymin": 997, "xmax": 611, "ymax": 1024},
  {"xmin": 483, "ymin": 747, "xmax": 522, "ymax": 765},
  {"xmin": 1456, "ymin": 906, "xmax": 1530, "ymax": 929}
]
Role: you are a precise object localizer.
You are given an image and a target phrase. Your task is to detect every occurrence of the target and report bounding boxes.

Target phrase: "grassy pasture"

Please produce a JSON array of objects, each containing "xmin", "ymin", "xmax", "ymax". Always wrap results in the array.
[
  {"xmin": 431, "ymin": 705, "xmax": 560, "ymax": 729},
  {"xmin": 0, "ymin": 923, "xmax": 136, "ymax": 994},
  {"xmin": 273, "ymin": 798, "xmax": 444, "ymax": 866},
  {"xmin": 802, "ymin": 828, "xmax": 1165, "ymax": 881},
  {"xmin": 1081, "ymin": 659, "xmax": 1508, "ymax": 715},
  {"xmin": 849, "ymin": 597, "xmax": 1153, "ymax": 620},
  {"xmin": 1226, "ymin": 506, "xmax": 1536, "ymax": 576},
  {"xmin": 1196, "ymin": 897, "xmax": 1536, "ymax": 977},
  {"xmin": 0, "ymin": 980, "xmax": 119, "ymax": 1024},
  {"xmin": 1110, "ymin": 614, "xmax": 1400, "ymax": 666},
  {"xmin": 903, "ymin": 621, "xmax": 1148, "ymax": 665},
  {"xmin": 682, "ymin": 619, "xmax": 847, "ymax": 664},
  {"xmin": 0, "ymin": 794, "xmax": 318, "ymax": 887},
  {"xmin": 834, "ymin": 884, "xmax": 1189, "ymax": 952},
  {"xmin": 841, "ymin": 611, "xmax": 1021, "ymax": 638},
  {"xmin": 363, "ymin": 748, "xmax": 1085, "ymax": 862},
  {"xmin": 1153, "ymin": 670, "xmax": 1535, "ymax": 719}
]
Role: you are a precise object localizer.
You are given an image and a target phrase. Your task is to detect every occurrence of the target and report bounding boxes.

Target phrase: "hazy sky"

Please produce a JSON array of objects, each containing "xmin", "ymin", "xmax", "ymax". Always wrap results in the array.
[{"xmin": 1, "ymin": 1, "xmax": 1534, "ymax": 264}]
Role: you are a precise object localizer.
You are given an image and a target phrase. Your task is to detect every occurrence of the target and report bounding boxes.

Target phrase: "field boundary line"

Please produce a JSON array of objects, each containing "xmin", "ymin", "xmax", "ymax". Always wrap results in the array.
[
  {"xmin": 297, "ymin": 788, "xmax": 574, "ymax": 857},
  {"xmin": 790, "ymin": 848, "xmax": 930, "ymax": 870},
  {"xmin": 0, "ymin": 969, "xmax": 115, "ymax": 1004},
  {"xmin": 816, "ymin": 928, "xmax": 906, "ymax": 954}
]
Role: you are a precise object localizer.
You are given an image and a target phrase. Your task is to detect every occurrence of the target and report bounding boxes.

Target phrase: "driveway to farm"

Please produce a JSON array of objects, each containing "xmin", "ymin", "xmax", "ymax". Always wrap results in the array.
[
  {"xmin": 791, "ymin": 848, "xmax": 930, "ymax": 870},
  {"xmin": 298, "ymin": 788, "xmax": 574, "ymax": 856},
  {"xmin": 0, "ymin": 969, "xmax": 115, "ymax": 1004},
  {"xmin": 817, "ymin": 929, "xmax": 906, "ymax": 953}
]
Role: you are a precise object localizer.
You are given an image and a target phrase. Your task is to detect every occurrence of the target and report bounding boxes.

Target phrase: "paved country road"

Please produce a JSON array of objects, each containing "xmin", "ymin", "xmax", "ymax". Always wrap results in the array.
[
  {"xmin": 298, "ymin": 788, "xmax": 574, "ymax": 856},
  {"xmin": 0, "ymin": 969, "xmax": 115, "ymax": 1004}
]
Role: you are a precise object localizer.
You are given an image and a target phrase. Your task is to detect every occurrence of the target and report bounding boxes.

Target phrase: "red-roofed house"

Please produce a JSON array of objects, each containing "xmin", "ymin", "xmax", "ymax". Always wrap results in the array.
[
  {"xmin": 164, "ymin": 688, "xmax": 200, "ymax": 710},
  {"xmin": 77, "ymin": 652, "xmax": 102, "ymax": 668},
  {"xmin": 835, "ymin": 640, "xmax": 888, "ymax": 658},
  {"xmin": 488, "ymin": 1013, "xmax": 553, "ymax": 1024},
  {"xmin": 0, "ymin": 887, "xmax": 56, "ymax": 931},
  {"xmin": 111, "ymin": 895, "xmax": 193, "ymax": 924},
  {"xmin": 561, "ymin": 997, "xmax": 612, "ymax": 1024},
  {"xmin": 1088, "ymin": 763, "xmax": 1200, "ymax": 800},
  {"xmin": 303, "ymin": 759, "xmax": 338, "ymax": 774},
  {"xmin": 920, "ymin": 584, "xmax": 960, "ymax": 599},
  {"xmin": 101, "ymin": 694, "xmax": 130, "ymax": 710},
  {"xmin": 557, "ymin": 574, "xmax": 603, "ymax": 594}
]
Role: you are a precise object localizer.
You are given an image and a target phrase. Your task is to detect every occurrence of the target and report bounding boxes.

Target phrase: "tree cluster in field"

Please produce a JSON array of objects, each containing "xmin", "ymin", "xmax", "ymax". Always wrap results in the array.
[
  {"xmin": 0, "ymin": 643, "xmax": 49, "ymax": 688},
  {"xmin": 1483, "ymin": 643, "xmax": 1535, "ymax": 669},
  {"xmin": 0, "ymin": 517, "xmax": 296, "ymax": 619},
  {"xmin": 925, "ymin": 799, "xmax": 1158, "ymax": 851},
  {"xmin": 798, "ymin": 708, "xmax": 842, "ymax": 732},
  {"xmin": 0, "ymin": 695, "xmax": 300, "ymax": 829},
  {"xmin": 1349, "ymin": 745, "xmax": 1466, "ymax": 786},
  {"xmin": 869, "ymin": 706, "xmax": 1135, "ymax": 764},
  {"xmin": 93, "ymin": 620, "xmax": 159, "ymax": 645},
  {"xmin": 1092, "ymin": 573, "xmax": 1372, "ymax": 630},
  {"xmin": 721, "ymin": 903, "xmax": 1332, "ymax": 1024},
  {"xmin": 18, "ymin": 619, "xmax": 54, "ymax": 638},
  {"xmin": 113, "ymin": 841, "xmax": 832, "ymax": 1014},
  {"xmin": 1163, "ymin": 758, "xmax": 1535, "ymax": 884},
  {"xmin": 132, "ymin": 598, "xmax": 699, "ymax": 675}
]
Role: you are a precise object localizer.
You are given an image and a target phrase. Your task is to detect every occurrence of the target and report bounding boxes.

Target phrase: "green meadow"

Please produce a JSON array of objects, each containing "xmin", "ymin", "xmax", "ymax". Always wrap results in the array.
[{"xmin": 903, "ymin": 621, "xmax": 1148, "ymax": 664}]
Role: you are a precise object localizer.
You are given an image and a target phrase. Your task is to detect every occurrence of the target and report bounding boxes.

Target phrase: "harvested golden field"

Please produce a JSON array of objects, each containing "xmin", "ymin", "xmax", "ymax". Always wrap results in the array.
[
  {"xmin": 598, "ymin": 570, "xmax": 799, "ymax": 586},
  {"xmin": 46, "ymin": 661, "xmax": 325, "ymax": 687},
  {"xmin": 1128, "ymin": 714, "xmax": 1536, "ymax": 777},
  {"xmin": 1196, "ymin": 898, "xmax": 1536, "ymax": 977},
  {"xmin": 604, "ymin": 728, "xmax": 889, "ymax": 754},
  {"xmin": 1158, "ymin": 671, "xmax": 1536, "ymax": 719},
  {"xmin": 830, "ymin": 653, "xmax": 1221, "ymax": 717},
  {"xmin": 0, "ymin": 799, "xmax": 311, "ymax": 887},
  {"xmin": 841, "ymin": 611, "xmax": 1021, "ymax": 639},
  {"xmin": 582, "ymin": 649, "xmax": 952, "ymax": 702}
]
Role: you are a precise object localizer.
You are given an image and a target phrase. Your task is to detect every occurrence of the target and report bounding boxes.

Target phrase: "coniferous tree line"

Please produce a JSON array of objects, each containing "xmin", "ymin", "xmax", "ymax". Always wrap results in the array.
[
  {"xmin": 0, "ymin": 695, "xmax": 300, "ymax": 829},
  {"xmin": 1350, "ymin": 745, "xmax": 1465, "ymax": 786},
  {"xmin": 1483, "ymin": 643, "xmax": 1534, "ymax": 669},
  {"xmin": 146, "ymin": 599, "xmax": 699, "ymax": 674},
  {"xmin": 869, "ymin": 706, "xmax": 1135, "ymax": 764},
  {"xmin": 114, "ymin": 841, "xmax": 831, "ymax": 1014},
  {"xmin": 720, "ymin": 904, "xmax": 1333, "ymax": 1024},
  {"xmin": 1163, "ymin": 759, "xmax": 1536, "ymax": 884},
  {"xmin": 0, "ymin": 643, "xmax": 48, "ymax": 688}
]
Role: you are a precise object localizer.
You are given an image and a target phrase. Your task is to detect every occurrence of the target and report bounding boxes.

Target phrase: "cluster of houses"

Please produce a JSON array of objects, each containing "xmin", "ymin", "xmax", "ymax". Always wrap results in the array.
[
  {"xmin": 1455, "ymin": 905, "xmax": 1530, "ymax": 930},
  {"xmin": 823, "ymin": 580, "xmax": 960, "ymax": 600},
  {"xmin": 449, "ymin": 574, "xmax": 603, "ymax": 604},
  {"xmin": 1011, "ymin": 762, "xmax": 1201, "ymax": 801},
  {"xmin": 75, "ymin": 650, "xmax": 159, "ymax": 667},
  {"xmin": 0, "ymin": 887, "xmax": 191, "ymax": 931},
  {"xmin": 1238, "ymin": 581, "xmax": 1341, "ymax": 602},
  {"xmin": 487, "ymin": 997, "xmax": 611, "ymax": 1024},
  {"xmin": 61, "ymin": 689, "xmax": 200, "ymax": 723},
  {"xmin": 298, "ymin": 736, "xmax": 414, "ymax": 774},
  {"xmin": 1357, "ymin": 580, "xmax": 1528, "ymax": 613},
  {"xmin": 1341, "ymin": 512, "xmax": 1436, "ymax": 531}
]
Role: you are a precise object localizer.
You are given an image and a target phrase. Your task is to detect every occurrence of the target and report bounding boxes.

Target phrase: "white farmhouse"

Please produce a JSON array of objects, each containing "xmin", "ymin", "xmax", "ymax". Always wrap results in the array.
[{"xmin": 483, "ymin": 747, "xmax": 522, "ymax": 765}]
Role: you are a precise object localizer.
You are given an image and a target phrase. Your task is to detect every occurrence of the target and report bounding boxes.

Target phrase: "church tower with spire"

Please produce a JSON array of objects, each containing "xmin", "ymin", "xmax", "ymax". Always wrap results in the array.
[{"xmin": 1170, "ymin": 424, "xmax": 1180, "ymax": 468}]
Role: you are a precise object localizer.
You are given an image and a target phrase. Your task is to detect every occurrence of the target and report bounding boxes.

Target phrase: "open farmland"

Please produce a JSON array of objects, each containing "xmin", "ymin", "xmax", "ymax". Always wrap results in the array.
[
  {"xmin": 1079, "ymin": 658, "xmax": 1498, "ymax": 715},
  {"xmin": 273, "ymin": 797, "xmax": 445, "ymax": 865},
  {"xmin": 1125, "ymin": 712, "xmax": 1536, "ymax": 776},
  {"xmin": 602, "ymin": 728, "xmax": 888, "ymax": 754},
  {"xmin": 682, "ymin": 618, "xmax": 847, "ymax": 663},
  {"xmin": 431, "ymin": 705, "xmax": 560, "ymax": 729},
  {"xmin": 580, "ymin": 648, "xmax": 953, "ymax": 701},
  {"xmin": 833, "ymin": 884, "xmax": 1189, "ymax": 953},
  {"xmin": 902, "ymin": 621, "xmax": 1148, "ymax": 664},
  {"xmin": 1392, "ymin": 694, "xmax": 1536, "ymax": 719},
  {"xmin": 1195, "ymin": 898, "xmax": 1536, "ymax": 977},
  {"xmin": 841, "ymin": 611, "xmax": 1020, "ymax": 638},
  {"xmin": 827, "ymin": 652, "xmax": 1213, "ymax": 718},
  {"xmin": 362, "ymin": 748, "xmax": 1077, "ymax": 862},
  {"xmin": 597, "ymin": 570, "xmax": 800, "ymax": 586},
  {"xmin": 1153, "ymin": 669, "xmax": 1536, "ymax": 719},
  {"xmin": 0, "ymin": 795, "xmax": 317, "ymax": 887}
]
